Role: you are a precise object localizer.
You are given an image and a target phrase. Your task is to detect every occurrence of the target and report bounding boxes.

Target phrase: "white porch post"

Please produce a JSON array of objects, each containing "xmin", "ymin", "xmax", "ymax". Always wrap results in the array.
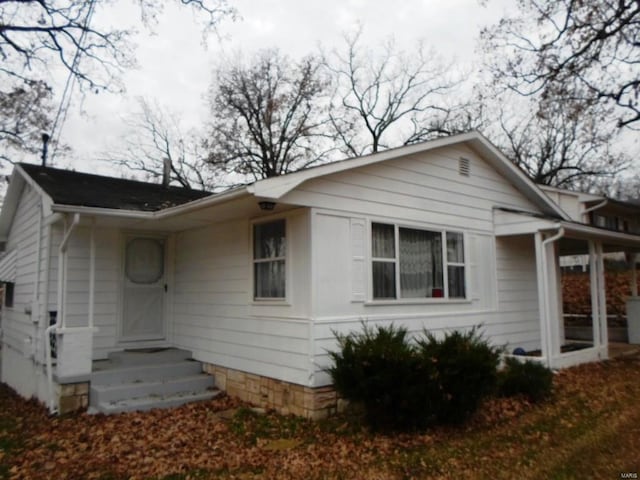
[
  {"xmin": 544, "ymin": 238, "xmax": 563, "ymax": 359},
  {"xmin": 589, "ymin": 240, "xmax": 608, "ymax": 356},
  {"xmin": 631, "ymin": 253, "xmax": 638, "ymax": 297},
  {"xmin": 626, "ymin": 254, "xmax": 640, "ymax": 344},
  {"xmin": 596, "ymin": 241, "xmax": 608, "ymax": 351},
  {"xmin": 588, "ymin": 241, "xmax": 601, "ymax": 347},
  {"xmin": 534, "ymin": 232, "xmax": 550, "ymax": 364},
  {"xmin": 535, "ymin": 229, "xmax": 565, "ymax": 367}
]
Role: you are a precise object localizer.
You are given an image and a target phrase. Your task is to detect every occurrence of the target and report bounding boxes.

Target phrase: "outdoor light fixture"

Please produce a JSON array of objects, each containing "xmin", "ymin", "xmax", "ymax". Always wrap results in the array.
[{"xmin": 258, "ymin": 201, "xmax": 276, "ymax": 211}]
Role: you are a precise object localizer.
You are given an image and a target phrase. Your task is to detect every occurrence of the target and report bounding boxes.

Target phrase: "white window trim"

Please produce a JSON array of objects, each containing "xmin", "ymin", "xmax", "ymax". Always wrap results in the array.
[
  {"xmin": 250, "ymin": 216, "xmax": 290, "ymax": 304},
  {"xmin": 445, "ymin": 231, "xmax": 467, "ymax": 299},
  {"xmin": 368, "ymin": 221, "xmax": 469, "ymax": 303}
]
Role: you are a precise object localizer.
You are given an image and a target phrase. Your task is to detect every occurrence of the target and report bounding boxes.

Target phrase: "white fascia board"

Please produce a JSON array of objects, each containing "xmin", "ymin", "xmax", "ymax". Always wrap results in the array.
[
  {"xmin": 51, "ymin": 204, "xmax": 155, "ymax": 219},
  {"xmin": 50, "ymin": 185, "xmax": 251, "ymax": 221},
  {"xmin": 154, "ymin": 185, "xmax": 249, "ymax": 219},
  {"xmin": 558, "ymin": 222, "xmax": 640, "ymax": 247}
]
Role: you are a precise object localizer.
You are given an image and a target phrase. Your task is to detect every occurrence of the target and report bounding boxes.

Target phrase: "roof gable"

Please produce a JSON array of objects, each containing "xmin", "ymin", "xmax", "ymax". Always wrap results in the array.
[{"xmin": 249, "ymin": 131, "xmax": 569, "ymax": 220}]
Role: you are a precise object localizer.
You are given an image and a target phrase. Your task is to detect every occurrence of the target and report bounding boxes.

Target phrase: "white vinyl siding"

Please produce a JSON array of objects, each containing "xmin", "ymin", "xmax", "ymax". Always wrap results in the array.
[
  {"xmin": 494, "ymin": 236, "xmax": 541, "ymax": 352},
  {"xmin": 173, "ymin": 211, "xmax": 312, "ymax": 386},
  {"xmin": 279, "ymin": 144, "xmax": 539, "ymax": 232},
  {"xmin": 300, "ymin": 144, "xmax": 545, "ymax": 387},
  {"xmin": 48, "ymin": 225, "xmax": 121, "ymax": 359},
  {"xmin": 0, "ymin": 184, "xmax": 46, "ymax": 399}
]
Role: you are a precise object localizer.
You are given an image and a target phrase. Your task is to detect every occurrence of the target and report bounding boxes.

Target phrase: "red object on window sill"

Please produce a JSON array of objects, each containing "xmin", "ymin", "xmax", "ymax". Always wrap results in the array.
[{"xmin": 432, "ymin": 288, "xmax": 444, "ymax": 298}]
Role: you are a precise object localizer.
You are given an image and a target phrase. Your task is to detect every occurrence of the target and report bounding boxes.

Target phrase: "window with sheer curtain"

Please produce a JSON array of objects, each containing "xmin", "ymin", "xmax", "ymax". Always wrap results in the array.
[
  {"xmin": 371, "ymin": 222, "xmax": 465, "ymax": 300},
  {"xmin": 253, "ymin": 220, "xmax": 286, "ymax": 299}
]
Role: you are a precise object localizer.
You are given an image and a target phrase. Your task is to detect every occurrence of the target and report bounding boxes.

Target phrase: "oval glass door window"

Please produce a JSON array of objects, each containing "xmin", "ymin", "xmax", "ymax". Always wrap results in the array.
[{"xmin": 125, "ymin": 238, "xmax": 164, "ymax": 284}]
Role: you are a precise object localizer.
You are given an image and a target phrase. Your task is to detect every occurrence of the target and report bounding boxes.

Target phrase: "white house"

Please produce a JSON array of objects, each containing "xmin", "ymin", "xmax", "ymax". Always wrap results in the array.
[{"xmin": 1, "ymin": 131, "xmax": 639, "ymax": 418}]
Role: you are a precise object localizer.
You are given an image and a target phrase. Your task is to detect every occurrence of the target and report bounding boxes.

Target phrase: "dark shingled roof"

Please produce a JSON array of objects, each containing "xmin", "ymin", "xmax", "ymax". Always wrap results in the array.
[{"xmin": 19, "ymin": 163, "xmax": 213, "ymax": 212}]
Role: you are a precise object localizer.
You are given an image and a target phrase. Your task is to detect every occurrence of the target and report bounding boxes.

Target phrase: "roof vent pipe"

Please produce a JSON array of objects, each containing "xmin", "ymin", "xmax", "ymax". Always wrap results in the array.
[
  {"xmin": 41, "ymin": 133, "xmax": 50, "ymax": 166},
  {"xmin": 163, "ymin": 157, "xmax": 171, "ymax": 188}
]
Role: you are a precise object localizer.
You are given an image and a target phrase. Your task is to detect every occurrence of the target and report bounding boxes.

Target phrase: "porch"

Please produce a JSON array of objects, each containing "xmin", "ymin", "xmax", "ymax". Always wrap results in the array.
[{"xmin": 495, "ymin": 209, "xmax": 640, "ymax": 369}]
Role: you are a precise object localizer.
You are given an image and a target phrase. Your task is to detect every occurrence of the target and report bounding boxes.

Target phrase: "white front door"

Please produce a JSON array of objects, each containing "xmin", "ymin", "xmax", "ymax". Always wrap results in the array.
[{"xmin": 121, "ymin": 236, "xmax": 166, "ymax": 341}]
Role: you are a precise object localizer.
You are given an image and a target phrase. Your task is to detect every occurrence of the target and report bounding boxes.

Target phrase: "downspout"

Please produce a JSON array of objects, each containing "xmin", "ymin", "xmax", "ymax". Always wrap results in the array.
[
  {"xmin": 31, "ymin": 201, "xmax": 43, "ymax": 363},
  {"xmin": 45, "ymin": 213, "xmax": 80, "ymax": 414},
  {"xmin": 541, "ymin": 227, "xmax": 565, "ymax": 366},
  {"xmin": 40, "ymin": 217, "xmax": 51, "ymax": 364},
  {"xmin": 40, "ymin": 213, "xmax": 63, "ymax": 361},
  {"xmin": 88, "ymin": 218, "xmax": 95, "ymax": 329}
]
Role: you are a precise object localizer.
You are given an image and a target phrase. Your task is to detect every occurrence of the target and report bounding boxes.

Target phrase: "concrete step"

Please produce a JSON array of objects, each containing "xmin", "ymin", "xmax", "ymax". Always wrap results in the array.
[
  {"xmin": 107, "ymin": 348, "xmax": 192, "ymax": 366},
  {"xmin": 92, "ymin": 389, "xmax": 221, "ymax": 415},
  {"xmin": 88, "ymin": 350, "xmax": 217, "ymax": 414},
  {"xmin": 90, "ymin": 373, "xmax": 215, "ymax": 405},
  {"xmin": 91, "ymin": 360, "xmax": 203, "ymax": 386}
]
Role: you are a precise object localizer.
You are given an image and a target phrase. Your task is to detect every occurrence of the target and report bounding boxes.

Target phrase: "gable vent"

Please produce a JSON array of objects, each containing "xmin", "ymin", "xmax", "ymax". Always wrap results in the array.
[{"xmin": 458, "ymin": 157, "xmax": 470, "ymax": 177}]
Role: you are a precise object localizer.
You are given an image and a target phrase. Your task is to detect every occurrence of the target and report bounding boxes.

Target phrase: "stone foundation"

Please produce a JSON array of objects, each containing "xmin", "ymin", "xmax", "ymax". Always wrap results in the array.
[
  {"xmin": 202, "ymin": 363, "xmax": 341, "ymax": 420},
  {"xmin": 56, "ymin": 381, "xmax": 89, "ymax": 414}
]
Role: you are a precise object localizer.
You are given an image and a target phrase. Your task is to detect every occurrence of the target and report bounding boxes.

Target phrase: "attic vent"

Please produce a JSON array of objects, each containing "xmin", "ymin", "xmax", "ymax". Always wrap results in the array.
[{"xmin": 458, "ymin": 157, "xmax": 470, "ymax": 176}]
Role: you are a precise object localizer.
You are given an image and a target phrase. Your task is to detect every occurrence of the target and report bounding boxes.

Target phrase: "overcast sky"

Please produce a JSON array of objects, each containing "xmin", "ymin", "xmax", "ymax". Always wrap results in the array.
[{"xmin": 54, "ymin": 0, "xmax": 514, "ymax": 175}]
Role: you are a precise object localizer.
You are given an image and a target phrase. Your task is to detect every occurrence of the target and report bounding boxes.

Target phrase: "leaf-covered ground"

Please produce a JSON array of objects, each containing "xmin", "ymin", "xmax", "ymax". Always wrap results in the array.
[{"xmin": 2, "ymin": 353, "xmax": 640, "ymax": 479}]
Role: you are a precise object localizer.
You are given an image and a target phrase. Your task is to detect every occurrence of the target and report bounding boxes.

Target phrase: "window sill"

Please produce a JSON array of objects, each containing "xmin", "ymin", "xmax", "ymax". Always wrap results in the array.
[
  {"xmin": 364, "ymin": 298, "xmax": 472, "ymax": 306},
  {"xmin": 251, "ymin": 299, "xmax": 291, "ymax": 307}
]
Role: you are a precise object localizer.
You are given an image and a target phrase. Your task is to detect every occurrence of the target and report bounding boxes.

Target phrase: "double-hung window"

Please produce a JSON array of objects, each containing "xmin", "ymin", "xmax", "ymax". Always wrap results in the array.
[
  {"xmin": 253, "ymin": 219, "xmax": 286, "ymax": 299},
  {"xmin": 371, "ymin": 222, "xmax": 466, "ymax": 300}
]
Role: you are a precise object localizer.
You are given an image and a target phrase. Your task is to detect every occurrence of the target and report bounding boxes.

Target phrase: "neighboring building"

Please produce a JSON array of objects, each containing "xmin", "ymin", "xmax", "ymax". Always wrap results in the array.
[
  {"xmin": 540, "ymin": 185, "xmax": 640, "ymax": 272},
  {"xmin": 1, "ymin": 131, "xmax": 639, "ymax": 418}
]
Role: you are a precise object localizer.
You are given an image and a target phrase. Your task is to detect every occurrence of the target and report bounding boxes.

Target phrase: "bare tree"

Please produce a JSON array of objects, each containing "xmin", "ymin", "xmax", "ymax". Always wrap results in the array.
[
  {"xmin": 205, "ymin": 49, "xmax": 331, "ymax": 182},
  {"xmin": 1, "ymin": 0, "xmax": 234, "ymax": 91},
  {"xmin": 0, "ymin": 0, "xmax": 234, "ymax": 164},
  {"xmin": 0, "ymin": 81, "xmax": 54, "ymax": 164},
  {"xmin": 495, "ymin": 101, "xmax": 629, "ymax": 189},
  {"xmin": 104, "ymin": 98, "xmax": 214, "ymax": 190},
  {"xmin": 324, "ymin": 29, "xmax": 472, "ymax": 156},
  {"xmin": 598, "ymin": 172, "xmax": 640, "ymax": 200},
  {"xmin": 482, "ymin": 0, "xmax": 640, "ymax": 129}
]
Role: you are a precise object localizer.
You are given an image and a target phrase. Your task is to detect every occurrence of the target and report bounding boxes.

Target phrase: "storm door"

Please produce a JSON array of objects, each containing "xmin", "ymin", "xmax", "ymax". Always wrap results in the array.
[{"xmin": 121, "ymin": 236, "xmax": 166, "ymax": 341}]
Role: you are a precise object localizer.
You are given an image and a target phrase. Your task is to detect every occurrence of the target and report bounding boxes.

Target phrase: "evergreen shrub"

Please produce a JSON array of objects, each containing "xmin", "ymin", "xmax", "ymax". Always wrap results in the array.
[
  {"xmin": 328, "ymin": 324, "xmax": 501, "ymax": 431},
  {"xmin": 498, "ymin": 357, "xmax": 554, "ymax": 402}
]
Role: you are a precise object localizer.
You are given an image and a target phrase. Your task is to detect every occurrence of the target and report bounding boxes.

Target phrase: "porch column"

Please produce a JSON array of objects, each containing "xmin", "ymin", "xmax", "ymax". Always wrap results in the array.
[
  {"xmin": 535, "ymin": 232, "xmax": 564, "ymax": 364},
  {"xmin": 626, "ymin": 254, "xmax": 640, "ymax": 344},
  {"xmin": 589, "ymin": 240, "xmax": 608, "ymax": 352},
  {"xmin": 544, "ymin": 239, "xmax": 563, "ymax": 359},
  {"xmin": 631, "ymin": 253, "xmax": 638, "ymax": 297},
  {"xmin": 534, "ymin": 232, "xmax": 551, "ymax": 363}
]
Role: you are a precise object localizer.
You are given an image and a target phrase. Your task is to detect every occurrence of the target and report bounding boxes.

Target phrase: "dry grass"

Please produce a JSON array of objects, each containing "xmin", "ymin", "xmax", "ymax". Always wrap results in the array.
[{"xmin": 1, "ymin": 354, "xmax": 640, "ymax": 479}]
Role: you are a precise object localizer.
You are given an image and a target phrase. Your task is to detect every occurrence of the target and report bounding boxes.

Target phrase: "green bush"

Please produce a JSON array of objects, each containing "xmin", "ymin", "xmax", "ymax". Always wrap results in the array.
[
  {"xmin": 328, "ymin": 324, "xmax": 501, "ymax": 431},
  {"xmin": 327, "ymin": 324, "xmax": 439, "ymax": 431},
  {"xmin": 417, "ymin": 328, "xmax": 501, "ymax": 424},
  {"xmin": 498, "ymin": 357, "xmax": 554, "ymax": 402}
]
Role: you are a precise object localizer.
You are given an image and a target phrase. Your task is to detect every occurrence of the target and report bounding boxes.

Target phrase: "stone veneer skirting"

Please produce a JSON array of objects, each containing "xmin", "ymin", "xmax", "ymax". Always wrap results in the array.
[
  {"xmin": 202, "ymin": 363, "xmax": 342, "ymax": 420},
  {"xmin": 56, "ymin": 381, "xmax": 89, "ymax": 414}
]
